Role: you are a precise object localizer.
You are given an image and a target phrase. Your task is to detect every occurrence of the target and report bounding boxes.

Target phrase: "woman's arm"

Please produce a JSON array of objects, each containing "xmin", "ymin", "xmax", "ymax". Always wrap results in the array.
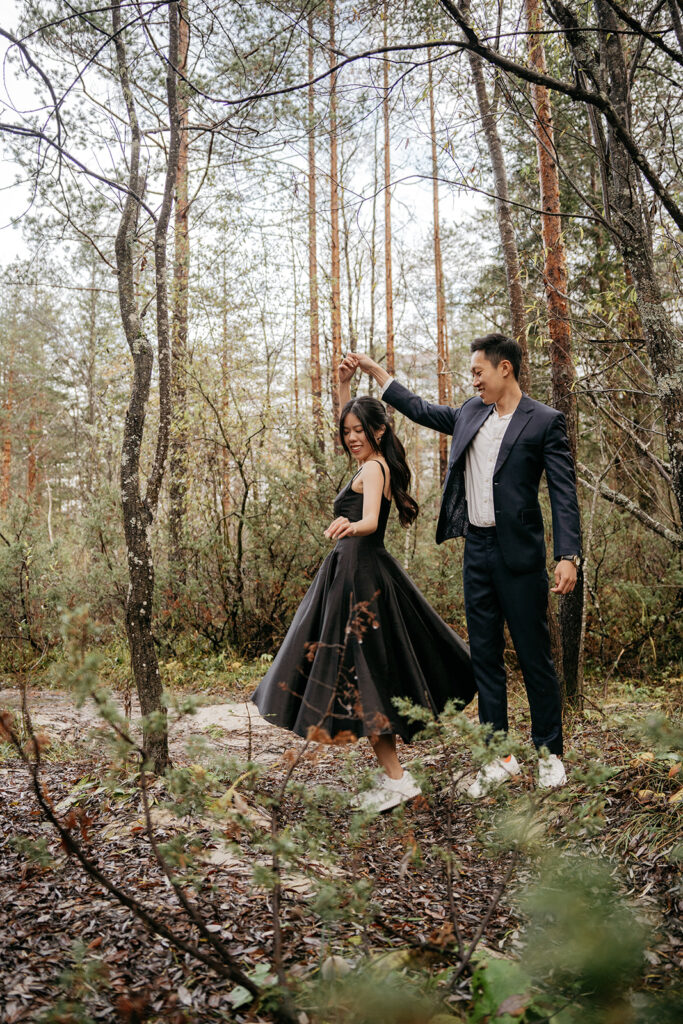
[
  {"xmin": 338, "ymin": 353, "xmax": 359, "ymax": 408},
  {"xmin": 324, "ymin": 461, "xmax": 384, "ymax": 539}
]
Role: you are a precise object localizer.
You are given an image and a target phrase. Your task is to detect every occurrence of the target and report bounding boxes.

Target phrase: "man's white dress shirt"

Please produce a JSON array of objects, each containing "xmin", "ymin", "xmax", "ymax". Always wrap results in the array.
[
  {"xmin": 464, "ymin": 409, "xmax": 512, "ymax": 527},
  {"xmin": 380, "ymin": 377, "xmax": 514, "ymax": 528}
]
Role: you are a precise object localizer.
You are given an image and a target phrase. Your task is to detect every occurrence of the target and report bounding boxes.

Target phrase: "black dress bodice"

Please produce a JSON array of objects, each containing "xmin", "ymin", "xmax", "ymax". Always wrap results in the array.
[{"xmin": 333, "ymin": 467, "xmax": 391, "ymax": 546}]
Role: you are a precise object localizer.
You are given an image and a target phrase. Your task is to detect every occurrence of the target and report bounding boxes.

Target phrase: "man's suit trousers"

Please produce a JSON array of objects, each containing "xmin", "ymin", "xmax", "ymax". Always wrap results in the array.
[{"xmin": 463, "ymin": 526, "xmax": 563, "ymax": 755}]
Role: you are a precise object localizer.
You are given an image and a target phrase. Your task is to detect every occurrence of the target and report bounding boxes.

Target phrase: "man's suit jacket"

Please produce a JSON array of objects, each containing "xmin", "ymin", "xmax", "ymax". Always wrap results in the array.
[{"xmin": 384, "ymin": 380, "xmax": 581, "ymax": 574}]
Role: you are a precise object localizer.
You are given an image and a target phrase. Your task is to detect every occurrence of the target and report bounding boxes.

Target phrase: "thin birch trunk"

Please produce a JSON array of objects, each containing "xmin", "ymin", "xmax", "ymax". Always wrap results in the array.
[
  {"xmin": 169, "ymin": 0, "xmax": 190, "ymax": 580},
  {"xmin": 525, "ymin": 0, "xmax": 582, "ymax": 704},
  {"xmin": 220, "ymin": 255, "xmax": 230, "ymax": 534},
  {"xmin": 428, "ymin": 55, "xmax": 452, "ymax": 483},
  {"xmin": 368, "ymin": 115, "xmax": 379, "ymax": 397},
  {"xmin": 307, "ymin": 14, "xmax": 324, "ymax": 453},
  {"xmin": 27, "ymin": 414, "xmax": 38, "ymax": 499},
  {"xmin": 85, "ymin": 261, "xmax": 98, "ymax": 496},
  {"xmin": 382, "ymin": 1, "xmax": 395, "ymax": 377},
  {"xmin": 328, "ymin": 0, "xmax": 342, "ymax": 432},
  {"xmin": 341, "ymin": 183, "xmax": 358, "ymax": 354},
  {"xmin": 464, "ymin": 36, "xmax": 529, "ymax": 389},
  {"xmin": 1, "ymin": 339, "xmax": 14, "ymax": 507},
  {"xmin": 113, "ymin": 0, "xmax": 180, "ymax": 774}
]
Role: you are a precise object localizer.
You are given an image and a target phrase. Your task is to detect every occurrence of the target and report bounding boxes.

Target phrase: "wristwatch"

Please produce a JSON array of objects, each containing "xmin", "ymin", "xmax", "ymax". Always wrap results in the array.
[{"xmin": 559, "ymin": 554, "xmax": 581, "ymax": 568}]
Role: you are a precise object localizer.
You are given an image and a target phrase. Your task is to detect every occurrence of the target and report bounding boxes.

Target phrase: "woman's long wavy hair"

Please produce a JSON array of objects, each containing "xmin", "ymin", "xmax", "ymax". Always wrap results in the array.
[{"xmin": 340, "ymin": 397, "xmax": 419, "ymax": 527}]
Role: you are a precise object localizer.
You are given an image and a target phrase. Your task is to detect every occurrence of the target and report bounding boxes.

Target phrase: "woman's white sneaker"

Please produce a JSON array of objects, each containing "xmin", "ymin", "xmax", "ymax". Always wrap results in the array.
[
  {"xmin": 538, "ymin": 753, "xmax": 567, "ymax": 788},
  {"xmin": 353, "ymin": 769, "xmax": 422, "ymax": 813}
]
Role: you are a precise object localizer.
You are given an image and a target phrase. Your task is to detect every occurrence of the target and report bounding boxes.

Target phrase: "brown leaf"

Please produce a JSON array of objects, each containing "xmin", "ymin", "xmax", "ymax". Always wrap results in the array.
[
  {"xmin": 114, "ymin": 990, "xmax": 151, "ymax": 1023},
  {"xmin": 23, "ymin": 732, "xmax": 51, "ymax": 758},
  {"xmin": 306, "ymin": 726, "xmax": 331, "ymax": 744},
  {"xmin": 331, "ymin": 730, "xmax": 358, "ymax": 746},
  {"xmin": 496, "ymin": 992, "xmax": 531, "ymax": 1016},
  {"xmin": 0, "ymin": 709, "xmax": 16, "ymax": 741},
  {"xmin": 429, "ymin": 920, "xmax": 455, "ymax": 947}
]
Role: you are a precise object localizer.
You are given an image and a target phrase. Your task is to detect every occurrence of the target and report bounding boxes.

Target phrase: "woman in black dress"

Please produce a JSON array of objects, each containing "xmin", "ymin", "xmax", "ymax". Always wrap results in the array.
[{"xmin": 252, "ymin": 366, "xmax": 475, "ymax": 811}]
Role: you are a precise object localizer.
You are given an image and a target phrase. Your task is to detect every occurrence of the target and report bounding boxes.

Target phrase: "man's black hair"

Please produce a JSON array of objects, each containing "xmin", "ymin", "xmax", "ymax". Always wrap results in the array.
[{"xmin": 470, "ymin": 333, "xmax": 522, "ymax": 381}]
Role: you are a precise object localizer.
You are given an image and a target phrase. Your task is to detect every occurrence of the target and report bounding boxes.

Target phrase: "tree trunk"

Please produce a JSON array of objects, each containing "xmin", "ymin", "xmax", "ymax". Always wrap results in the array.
[
  {"xmin": 328, "ymin": 0, "xmax": 342, "ymax": 431},
  {"xmin": 546, "ymin": 0, "xmax": 683, "ymax": 528},
  {"xmin": 341, "ymin": 191, "xmax": 358, "ymax": 355},
  {"xmin": 368, "ymin": 115, "xmax": 379, "ymax": 397},
  {"xmin": 84, "ymin": 260, "xmax": 98, "ymax": 497},
  {"xmin": 169, "ymin": 0, "xmax": 190, "ymax": 581},
  {"xmin": 1, "ymin": 338, "xmax": 14, "ymax": 508},
  {"xmin": 525, "ymin": 0, "xmax": 582, "ymax": 703},
  {"xmin": 591, "ymin": 0, "xmax": 683, "ymax": 527},
  {"xmin": 382, "ymin": 1, "xmax": 395, "ymax": 377},
  {"xmin": 113, "ymin": 0, "xmax": 180, "ymax": 774},
  {"xmin": 463, "ymin": 0, "xmax": 529, "ymax": 391},
  {"xmin": 307, "ymin": 14, "xmax": 324, "ymax": 453},
  {"xmin": 27, "ymin": 413, "xmax": 38, "ymax": 499},
  {"xmin": 428, "ymin": 55, "xmax": 452, "ymax": 483},
  {"xmin": 220, "ymin": 255, "xmax": 231, "ymax": 533}
]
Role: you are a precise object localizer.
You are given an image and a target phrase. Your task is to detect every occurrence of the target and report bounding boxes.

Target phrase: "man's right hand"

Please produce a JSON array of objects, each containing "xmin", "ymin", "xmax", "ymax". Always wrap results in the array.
[{"xmin": 339, "ymin": 353, "xmax": 359, "ymax": 383}]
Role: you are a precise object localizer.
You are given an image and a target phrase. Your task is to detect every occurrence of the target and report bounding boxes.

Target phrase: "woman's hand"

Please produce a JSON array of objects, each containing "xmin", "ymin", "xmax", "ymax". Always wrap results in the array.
[
  {"xmin": 339, "ymin": 353, "xmax": 359, "ymax": 383},
  {"xmin": 324, "ymin": 516, "xmax": 357, "ymax": 539}
]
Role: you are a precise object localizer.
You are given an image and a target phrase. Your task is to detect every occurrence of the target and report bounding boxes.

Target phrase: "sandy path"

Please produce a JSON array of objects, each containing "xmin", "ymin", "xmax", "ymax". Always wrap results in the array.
[{"xmin": 0, "ymin": 687, "xmax": 291, "ymax": 764}]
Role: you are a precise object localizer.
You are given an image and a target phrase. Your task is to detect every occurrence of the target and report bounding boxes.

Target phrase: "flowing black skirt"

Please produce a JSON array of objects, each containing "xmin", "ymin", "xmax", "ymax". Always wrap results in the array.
[{"xmin": 252, "ymin": 535, "xmax": 476, "ymax": 742}]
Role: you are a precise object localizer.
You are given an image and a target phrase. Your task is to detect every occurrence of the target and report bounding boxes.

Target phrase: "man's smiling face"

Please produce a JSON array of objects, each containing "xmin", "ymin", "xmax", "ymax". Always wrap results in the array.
[{"xmin": 470, "ymin": 349, "xmax": 509, "ymax": 406}]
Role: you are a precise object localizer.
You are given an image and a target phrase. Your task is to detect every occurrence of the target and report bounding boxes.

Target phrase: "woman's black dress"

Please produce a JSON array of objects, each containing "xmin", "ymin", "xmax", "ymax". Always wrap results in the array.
[{"xmin": 252, "ymin": 465, "xmax": 476, "ymax": 741}]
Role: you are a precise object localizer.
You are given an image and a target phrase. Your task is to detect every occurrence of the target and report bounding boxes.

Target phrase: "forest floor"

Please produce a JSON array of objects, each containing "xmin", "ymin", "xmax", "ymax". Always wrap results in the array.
[{"xmin": 0, "ymin": 670, "xmax": 681, "ymax": 1023}]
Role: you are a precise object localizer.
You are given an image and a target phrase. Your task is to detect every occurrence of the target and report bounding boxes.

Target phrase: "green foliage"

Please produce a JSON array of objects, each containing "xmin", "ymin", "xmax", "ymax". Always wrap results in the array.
[
  {"xmin": 468, "ymin": 957, "xmax": 553, "ymax": 1024},
  {"xmin": 36, "ymin": 939, "xmax": 110, "ymax": 1023},
  {"xmin": 519, "ymin": 855, "xmax": 648, "ymax": 1019},
  {"xmin": 11, "ymin": 835, "xmax": 55, "ymax": 868},
  {"xmin": 306, "ymin": 964, "xmax": 444, "ymax": 1024}
]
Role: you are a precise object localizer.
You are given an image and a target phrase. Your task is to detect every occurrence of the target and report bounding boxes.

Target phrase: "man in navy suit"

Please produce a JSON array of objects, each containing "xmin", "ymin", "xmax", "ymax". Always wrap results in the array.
[{"xmin": 342, "ymin": 335, "xmax": 581, "ymax": 793}]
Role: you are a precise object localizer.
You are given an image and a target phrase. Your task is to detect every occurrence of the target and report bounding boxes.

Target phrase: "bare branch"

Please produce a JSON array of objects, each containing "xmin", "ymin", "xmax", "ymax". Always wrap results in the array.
[{"xmin": 578, "ymin": 463, "xmax": 683, "ymax": 547}]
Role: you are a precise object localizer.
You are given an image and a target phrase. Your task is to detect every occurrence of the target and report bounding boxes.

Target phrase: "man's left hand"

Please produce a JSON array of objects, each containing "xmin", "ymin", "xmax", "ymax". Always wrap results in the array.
[{"xmin": 551, "ymin": 560, "xmax": 577, "ymax": 595}]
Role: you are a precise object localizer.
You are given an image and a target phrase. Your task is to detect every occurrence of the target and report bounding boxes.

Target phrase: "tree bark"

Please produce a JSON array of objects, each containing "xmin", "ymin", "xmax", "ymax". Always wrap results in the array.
[
  {"xmin": 462, "ymin": 1, "xmax": 529, "ymax": 391},
  {"xmin": 1, "ymin": 338, "xmax": 14, "ymax": 508},
  {"xmin": 307, "ymin": 13, "xmax": 324, "ymax": 453},
  {"xmin": 113, "ymin": 0, "xmax": 180, "ymax": 774},
  {"xmin": 441, "ymin": 0, "xmax": 683, "ymax": 534},
  {"xmin": 428, "ymin": 55, "xmax": 452, "ymax": 483},
  {"xmin": 328, "ymin": 0, "xmax": 342, "ymax": 431},
  {"xmin": 525, "ymin": 0, "xmax": 582, "ymax": 702},
  {"xmin": 27, "ymin": 413, "xmax": 38, "ymax": 499},
  {"xmin": 84, "ymin": 259, "xmax": 98, "ymax": 497},
  {"xmin": 382, "ymin": 1, "xmax": 395, "ymax": 377},
  {"xmin": 548, "ymin": 0, "xmax": 683, "ymax": 529},
  {"xmin": 169, "ymin": 0, "xmax": 190, "ymax": 581},
  {"xmin": 220, "ymin": 254, "xmax": 231, "ymax": 531}
]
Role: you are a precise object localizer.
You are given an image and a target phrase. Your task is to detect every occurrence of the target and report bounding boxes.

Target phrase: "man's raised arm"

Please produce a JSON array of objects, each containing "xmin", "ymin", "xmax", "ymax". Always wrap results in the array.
[{"xmin": 356, "ymin": 354, "xmax": 458, "ymax": 436}]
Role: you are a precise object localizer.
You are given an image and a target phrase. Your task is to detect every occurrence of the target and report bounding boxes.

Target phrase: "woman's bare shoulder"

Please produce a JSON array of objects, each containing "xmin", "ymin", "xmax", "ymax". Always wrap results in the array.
[{"xmin": 358, "ymin": 458, "xmax": 391, "ymax": 497}]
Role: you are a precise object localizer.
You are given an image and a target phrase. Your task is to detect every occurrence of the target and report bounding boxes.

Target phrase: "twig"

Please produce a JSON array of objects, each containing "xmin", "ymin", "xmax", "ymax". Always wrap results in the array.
[{"xmin": 450, "ymin": 850, "xmax": 519, "ymax": 985}]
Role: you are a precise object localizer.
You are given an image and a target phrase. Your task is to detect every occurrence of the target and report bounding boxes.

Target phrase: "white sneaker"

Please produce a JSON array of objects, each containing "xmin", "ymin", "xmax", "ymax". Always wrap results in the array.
[
  {"xmin": 538, "ymin": 753, "xmax": 567, "ymax": 789},
  {"xmin": 466, "ymin": 755, "xmax": 521, "ymax": 799},
  {"xmin": 353, "ymin": 769, "xmax": 422, "ymax": 813}
]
